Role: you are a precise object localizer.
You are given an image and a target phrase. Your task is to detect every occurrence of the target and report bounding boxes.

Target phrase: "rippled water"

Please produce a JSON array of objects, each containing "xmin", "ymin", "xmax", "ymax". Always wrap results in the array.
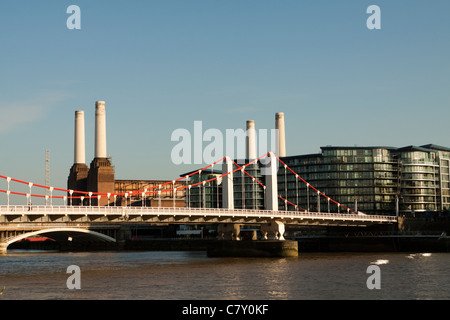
[{"xmin": 0, "ymin": 250, "xmax": 449, "ymax": 300}]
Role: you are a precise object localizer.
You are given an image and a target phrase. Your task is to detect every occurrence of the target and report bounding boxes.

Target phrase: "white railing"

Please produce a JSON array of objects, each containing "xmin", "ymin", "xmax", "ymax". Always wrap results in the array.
[{"xmin": 0, "ymin": 205, "xmax": 397, "ymax": 223}]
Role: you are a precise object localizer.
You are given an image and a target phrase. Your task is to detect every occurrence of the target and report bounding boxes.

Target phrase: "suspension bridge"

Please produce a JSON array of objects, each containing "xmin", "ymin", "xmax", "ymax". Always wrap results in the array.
[{"xmin": 0, "ymin": 152, "xmax": 397, "ymax": 254}]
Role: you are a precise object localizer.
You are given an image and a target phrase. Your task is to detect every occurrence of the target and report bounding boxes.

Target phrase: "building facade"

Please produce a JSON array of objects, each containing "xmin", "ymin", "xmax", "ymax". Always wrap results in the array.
[
  {"xmin": 115, "ymin": 179, "xmax": 186, "ymax": 207},
  {"xmin": 184, "ymin": 144, "xmax": 450, "ymax": 216},
  {"xmin": 397, "ymin": 144, "xmax": 450, "ymax": 213},
  {"xmin": 279, "ymin": 146, "xmax": 399, "ymax": 215}
]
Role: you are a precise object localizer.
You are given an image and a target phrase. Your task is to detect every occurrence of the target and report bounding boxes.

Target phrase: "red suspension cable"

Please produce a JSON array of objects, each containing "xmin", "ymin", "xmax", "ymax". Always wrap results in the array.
[{"xmin": 275, "ymin": 155, "xmax": 357, "ymax": 214}]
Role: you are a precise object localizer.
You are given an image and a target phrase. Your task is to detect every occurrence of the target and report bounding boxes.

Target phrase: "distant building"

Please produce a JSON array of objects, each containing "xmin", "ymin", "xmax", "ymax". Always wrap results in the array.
[
  {"xmin": 397, "ymin": 144, "xmax": 450, "ymax": 213},
  {"xmin": 114, "ymin": 179, "xmax": 186, "ymax": 207},
  {"xmin": 182, "ymin": 162, "xmax": 264, "ymax": 210},
  {"xmin": 67, "ymin": 102, "xmax": 186, "ymax": 208},
  {"xmin": 184, "ymin": 144, "xmax": 450, "ymax": 216}
]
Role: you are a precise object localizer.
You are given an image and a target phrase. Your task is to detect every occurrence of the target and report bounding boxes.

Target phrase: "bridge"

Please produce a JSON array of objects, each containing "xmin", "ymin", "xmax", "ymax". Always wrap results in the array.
[{"xmin": 0, "ymin": 152, "xmax": 397, "ymax": 254}]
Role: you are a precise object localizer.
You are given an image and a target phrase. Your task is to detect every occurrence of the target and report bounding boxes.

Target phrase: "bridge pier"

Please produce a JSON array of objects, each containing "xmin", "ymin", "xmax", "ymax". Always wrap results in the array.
[
  {"xmin": 260, "ymin": 221, "xmax": 285, "ymax": 241},
  {"xmin": 116, "ymin": 225, "xmax": 132, "ymax": 249},
  {"xmin": 217, "ymin": 224, "xmax": 241, "ymax": 241},
  {"xmin": 216, "ymin": 221, "xmax": 286, "ymax": 241},
  {"xmin": 0, "ymin": 242, "xmax": 8, "ymax": 255},
  {"xmin": 207, "ymin": 240, "xmax": 297, "ymax": 257}
]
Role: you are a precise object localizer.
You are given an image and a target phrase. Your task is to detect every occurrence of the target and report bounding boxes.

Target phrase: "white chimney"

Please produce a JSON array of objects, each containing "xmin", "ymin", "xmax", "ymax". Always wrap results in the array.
[
  {"xmin": 275, "ymin": 112, "xmax": 286, "ymax": 157},
  {"xmin": 95, "ymin": 101, "xmax": 107, "ymax": 159},
  {"xmin": 246, "ymin": 120, "xmax": 256, "ymax": 160},
  {"xmin": 74, "ymin": 110, "xmax": 86, "ymax": 164}
]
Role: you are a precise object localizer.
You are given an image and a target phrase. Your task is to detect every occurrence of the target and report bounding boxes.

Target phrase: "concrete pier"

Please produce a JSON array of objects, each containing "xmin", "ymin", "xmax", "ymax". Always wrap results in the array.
[
  {"xmin": 207, "ymin": 240, "xmax": 298, "ymax": 258},
  {"xmin": 260, "ymin": 221, "xmax": 285, "ymax": 240},
  {"xmin": 0, "ymin": 243, "xmax": 7, "ymax": 255},
  {"xmin": 217, "ymin": 224, "xmax": 242, "ymax": 240}
]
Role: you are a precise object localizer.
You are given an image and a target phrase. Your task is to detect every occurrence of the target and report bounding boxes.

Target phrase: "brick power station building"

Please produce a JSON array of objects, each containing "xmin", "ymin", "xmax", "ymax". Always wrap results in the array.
[{"xmin": 67, "ymin": 101, "xmax": 185, "ymax": 208}]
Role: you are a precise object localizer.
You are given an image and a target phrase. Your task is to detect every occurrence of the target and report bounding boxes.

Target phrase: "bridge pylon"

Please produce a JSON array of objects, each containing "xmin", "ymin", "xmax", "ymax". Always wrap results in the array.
[
  {"xmin": 264, "ymin": 152, "xmax": 279, "ymax": 212},
  {"xmin": 222, "ymin": 156, "xmax": 234, "ymax": 210}
]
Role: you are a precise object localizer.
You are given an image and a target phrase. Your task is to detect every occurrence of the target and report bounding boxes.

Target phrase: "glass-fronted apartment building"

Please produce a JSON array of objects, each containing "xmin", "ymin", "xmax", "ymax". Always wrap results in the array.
[
  {"xmin": 183, "ymin": 144, "xmax": 450, "ymax": 216},
  {"xmin": 185, "ymin": 168, "xmax": 222, "ymax": 209},
  {"xmin": 397, "ymin": 144, "xmax": 450, "ymax": 213},
  {"xmin": 278, "ymin": 146, "xmax": 399, "ymax": 214}
]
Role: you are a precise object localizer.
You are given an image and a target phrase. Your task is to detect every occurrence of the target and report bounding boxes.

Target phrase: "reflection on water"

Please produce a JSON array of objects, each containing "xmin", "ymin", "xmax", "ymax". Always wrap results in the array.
[
  {"xmin": 371, "ymin": 259, "xmax": 389, "ymax": 265},
  {"xmin": 0, "ymin": 250, "xmax": 449, "ymax": 300}
]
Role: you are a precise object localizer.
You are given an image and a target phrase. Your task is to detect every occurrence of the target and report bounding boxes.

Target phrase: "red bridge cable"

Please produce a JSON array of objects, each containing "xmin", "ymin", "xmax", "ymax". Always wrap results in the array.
[
  {"xmin": 1, "ymin": 157, "xmax": 227, "ymax": 198},
  {"xmin": 1, "ymin": 152, "xmax": 354, "ymax": 213},
  {"xmin": 275, "ymin": 155, "xmax": 357, "ymax": 214},
  {"xmin": 231, "ymin": 153, "xmax": 269, "ymax": 189},
  {"xmin": 278, "ymin": 194, "xmax": 306, "ymax": 212}
]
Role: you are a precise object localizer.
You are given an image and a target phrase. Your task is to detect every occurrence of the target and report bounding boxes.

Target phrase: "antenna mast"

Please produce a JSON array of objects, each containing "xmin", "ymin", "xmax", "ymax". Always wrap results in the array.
[{"xmin": 45, "ymin": 149, "xmax": 50, "ymax": 205}]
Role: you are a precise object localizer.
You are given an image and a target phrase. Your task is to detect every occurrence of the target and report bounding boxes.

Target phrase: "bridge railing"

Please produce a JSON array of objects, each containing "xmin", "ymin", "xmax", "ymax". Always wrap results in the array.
[{"xmin": 0, "ymin": 205, "xmax": 397, "ymax": 222}]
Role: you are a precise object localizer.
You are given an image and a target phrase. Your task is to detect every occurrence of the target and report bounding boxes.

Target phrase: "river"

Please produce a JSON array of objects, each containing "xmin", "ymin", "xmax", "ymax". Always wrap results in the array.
[{"xmin": 0, "ymin": 250, "xmax": 449, "ymax": 300}]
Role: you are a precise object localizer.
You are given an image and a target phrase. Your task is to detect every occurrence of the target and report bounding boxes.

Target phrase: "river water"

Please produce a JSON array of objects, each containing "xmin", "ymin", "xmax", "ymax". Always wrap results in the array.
[{"xmin": 0, "ymin": 250, "xmax": 449, "ymax": 300}]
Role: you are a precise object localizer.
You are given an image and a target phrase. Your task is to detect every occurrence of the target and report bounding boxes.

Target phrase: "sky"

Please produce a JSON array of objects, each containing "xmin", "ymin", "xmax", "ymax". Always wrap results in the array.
[{"xmin": 0, "ymin": 0, "xmax": 449, "ymax": 200}]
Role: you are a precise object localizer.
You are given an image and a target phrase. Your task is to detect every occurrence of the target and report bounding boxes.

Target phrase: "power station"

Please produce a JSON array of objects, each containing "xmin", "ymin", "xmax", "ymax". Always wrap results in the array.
[
  {"xmin": 67, "ymin": 101, "xmax": 187, "ymax": 207},
  {"xmin": 67, "ymin": 102, "xmax": 115, "ymax": 206}
]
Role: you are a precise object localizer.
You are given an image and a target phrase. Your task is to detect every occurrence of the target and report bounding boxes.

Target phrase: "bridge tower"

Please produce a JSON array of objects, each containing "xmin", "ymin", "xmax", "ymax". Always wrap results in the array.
[
  {"xmin": 222, "ymin": 156, "xmax": 234, "ymax": 210},
  {"xmin": 261, "ymin": 151, "xmax": 285, "ymax": 240},
  {"xmin": 264, "ymin": 152, "xmax": 279, "ymax": 212},
  {"xmin": 218, "ymin": 156, "xmax": 241, "ymax": 240}
]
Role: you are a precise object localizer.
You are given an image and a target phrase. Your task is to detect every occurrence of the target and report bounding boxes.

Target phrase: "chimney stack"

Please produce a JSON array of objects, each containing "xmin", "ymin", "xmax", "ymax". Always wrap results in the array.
[
  {"xmin": 95, "ymin": 101, "xmax": 107, "ymax": 159},
  {"xmin": 74, "ymin": 110, "xmax": 86, "ymax": 164},
  {"xmin": 68, "ymin": 110, "xmax": 89, "ymax": 205},
  {"xmin": 246, "ymin": 120, "xmax": 257, "ymax": 160},
  {"xmin": 87, "ymin": 100, "xmax": 115, "ymax": 206},
  {"xmin": 275, "ymin": 112, "xmax": 286, "ymax": 157}
]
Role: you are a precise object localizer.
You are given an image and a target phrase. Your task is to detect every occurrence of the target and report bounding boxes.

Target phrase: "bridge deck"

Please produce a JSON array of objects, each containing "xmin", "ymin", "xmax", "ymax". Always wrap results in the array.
[{"xmin": 0, "ymin": 205, "xmax": 396, "ymax": 227}]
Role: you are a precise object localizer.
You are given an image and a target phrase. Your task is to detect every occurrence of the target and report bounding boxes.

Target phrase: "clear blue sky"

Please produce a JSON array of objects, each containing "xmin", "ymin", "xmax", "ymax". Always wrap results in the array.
[{"xmin": 0, "ymin": 1, "xmax": 449, "ymax": 198}]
